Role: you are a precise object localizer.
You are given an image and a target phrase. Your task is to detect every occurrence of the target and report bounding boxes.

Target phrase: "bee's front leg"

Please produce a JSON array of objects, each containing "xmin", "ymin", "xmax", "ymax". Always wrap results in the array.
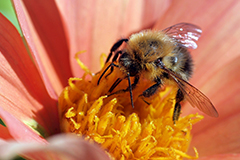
[{"xmin": 105, "ymin": 38, "xmax": 128, "ymax": 63}]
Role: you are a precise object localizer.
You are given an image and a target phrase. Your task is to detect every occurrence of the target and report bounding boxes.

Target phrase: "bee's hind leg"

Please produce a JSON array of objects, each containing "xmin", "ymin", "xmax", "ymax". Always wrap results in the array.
[{"xmin": 173, "ymin": 89, "xmax": 184, "ymax": 124}]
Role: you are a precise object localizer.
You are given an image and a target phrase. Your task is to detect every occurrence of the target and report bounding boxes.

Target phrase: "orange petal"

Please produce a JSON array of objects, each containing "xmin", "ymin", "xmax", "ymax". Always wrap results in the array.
[
  {"xmin": 0, "ymin": 134, "xmax": 110, "ymax": 160},
  {"xmin": 0, "ymin": 124, "xmax": 13, "ymax": 140},
  {"xmin": 55, "ymin": 0, "xmax": 171, "ymax": 76},
  {"xmin": 0, "ymin": 13, "xmax": 60, "ymax": 135},
  {"xmin": 13, "ymin": 0, "xmax": 72, "ymax": 95}
]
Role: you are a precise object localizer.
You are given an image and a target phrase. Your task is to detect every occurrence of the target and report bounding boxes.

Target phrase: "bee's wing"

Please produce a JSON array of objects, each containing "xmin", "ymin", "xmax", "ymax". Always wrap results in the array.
[
  {"xmin": 161, "ymin": 67, "xmax": 219, "ymax": 117},
  {"xmin": 173, "ymin": 76, "xmax": 218, "ymax": 117},
  {"xmin": 163, "ymin": 23, "xmax": 202, "ymax": 49}
]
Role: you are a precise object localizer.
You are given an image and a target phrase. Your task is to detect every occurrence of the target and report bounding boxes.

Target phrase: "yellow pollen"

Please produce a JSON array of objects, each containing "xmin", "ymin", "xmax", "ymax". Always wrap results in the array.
[{"xmin": 58, "ymin": 51, "xmax": 203, "ymax": 159}]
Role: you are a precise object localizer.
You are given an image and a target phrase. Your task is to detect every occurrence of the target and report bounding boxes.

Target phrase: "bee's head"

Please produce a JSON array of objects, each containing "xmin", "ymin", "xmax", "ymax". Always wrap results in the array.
[{"xmin": 118, "ymin": 52, "xmax": 141, "ymax": 76}]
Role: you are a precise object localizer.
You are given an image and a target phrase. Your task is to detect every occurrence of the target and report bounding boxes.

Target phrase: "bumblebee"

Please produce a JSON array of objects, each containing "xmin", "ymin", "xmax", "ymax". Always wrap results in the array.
[{"xmin": 98, "ymin": 23, "xmax": 218, "ymax": 122}]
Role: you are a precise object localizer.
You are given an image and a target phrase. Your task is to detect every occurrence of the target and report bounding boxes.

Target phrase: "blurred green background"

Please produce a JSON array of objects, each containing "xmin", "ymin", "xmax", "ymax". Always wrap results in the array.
[{"xmin": 0, "ymin": 0, "xmax": 21, "ymax": 32}]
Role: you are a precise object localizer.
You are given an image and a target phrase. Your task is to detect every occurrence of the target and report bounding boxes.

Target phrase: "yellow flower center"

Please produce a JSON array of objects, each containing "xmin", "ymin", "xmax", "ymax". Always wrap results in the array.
[{"xmin": 58, "ymin": 51, "xmax": 203, "ymax": 159}]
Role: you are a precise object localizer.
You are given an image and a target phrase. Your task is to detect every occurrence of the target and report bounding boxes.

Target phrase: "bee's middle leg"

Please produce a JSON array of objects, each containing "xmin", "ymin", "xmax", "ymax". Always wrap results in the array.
[{"xmin": 139, "ymin": 77, "xmax": 162, "ymax": 104}]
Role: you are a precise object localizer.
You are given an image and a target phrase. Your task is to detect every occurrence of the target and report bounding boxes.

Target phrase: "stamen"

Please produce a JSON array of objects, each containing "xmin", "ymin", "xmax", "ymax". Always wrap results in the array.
[{"xmin": 58, "ymin": 53, "xmax": 203, "ymax": 159}]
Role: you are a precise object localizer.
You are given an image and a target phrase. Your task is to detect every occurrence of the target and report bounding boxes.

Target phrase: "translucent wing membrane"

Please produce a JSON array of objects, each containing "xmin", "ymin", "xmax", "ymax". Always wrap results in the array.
[
  {"xmin": 161, "ymin": 67, "xmax": 219, "ymax": 117},
  {"xmin": 163, "ymin": 23, "xmax": 202, "ymax": 49},
  {"xmin": 174, "ymin": 76, "xmax": 218, "ymax": 117}
]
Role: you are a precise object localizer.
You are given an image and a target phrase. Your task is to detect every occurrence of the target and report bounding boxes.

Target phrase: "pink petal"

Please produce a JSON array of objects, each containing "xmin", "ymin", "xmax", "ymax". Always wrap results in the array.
[
  {"xmin": 0, "ymin": 108, "xmax": 47, "ymax": 143},
  {"xmin": 0, "ymin": 134, "xmax": 110, "ymax": 160},
  {"xmin": 199, "ymin": 154, "xmax": 240, "ymax": 160},
  {"xmin": 153, "ymin": 0, "xmax": 240, "ymax": 87},
  {"xmin": 0, "ymin": 13, "xmax": 60, "ymax": 135},
  {"xmin": 185, "ymin": 57, "xmax": 240, "ymax": 156},
  {"xmin": 151, "ymin": 0, "xmax": 240, "ymax": 157},
  {"xmin": 13, "ymin": 0, "xmax": 72, "ymax": 96},
  {"xmin": 55, "ymin": 0, "xmax": 171, "ymax": 76}
]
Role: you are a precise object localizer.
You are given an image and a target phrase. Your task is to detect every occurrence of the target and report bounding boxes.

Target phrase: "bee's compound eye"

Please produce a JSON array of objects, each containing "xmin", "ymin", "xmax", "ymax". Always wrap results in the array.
[
  {"xmin": 155, "ymin": 57, "xmax": 164, "ymax": 68},
  {"xmin": 155, "ymin": 57, "xmax": 161, "ymax": 63},
  {"xmin": 170, "ymin": 56, "xmax": 178, "ymax": 65}
]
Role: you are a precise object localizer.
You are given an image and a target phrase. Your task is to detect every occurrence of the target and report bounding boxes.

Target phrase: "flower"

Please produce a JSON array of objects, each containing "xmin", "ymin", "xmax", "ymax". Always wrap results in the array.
[
  {"xmin": 0, "ymin": 0, "xmax": 240, "ymax": 159},
  {"xmin": 58, "ymin": 53, "xmax": 204, "ymax": 159}
]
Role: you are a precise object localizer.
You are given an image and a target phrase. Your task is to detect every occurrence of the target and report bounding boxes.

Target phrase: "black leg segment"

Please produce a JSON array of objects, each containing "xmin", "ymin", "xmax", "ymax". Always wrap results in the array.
[
  {"xmin": 105, "ymin": 39, "xmax": 128, "ymax": 63},
  {"xmin": 108, "ymin": 75, "xmax": 140, "ymax": 108},
  {"xmin": 97, "ymin": 63, "xmax": 119, "ymax": 85},
  {"xmin": 112, "ymin": 50, "xmax": 122, "ymax": 62},
  {"xmin": 140, "ymin": 77, "xmax": 162, "ymax": 98},
  {"xmin": 173, "ymin": 89, "xmax": 184, "ymax": 123},
  {"xmin": 109, "ymin": 78, "xmax": 123, "ymax": 93},
  {"xmin": 104, "ymin": 51, "xmax": 123, "ymax": 79}
]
